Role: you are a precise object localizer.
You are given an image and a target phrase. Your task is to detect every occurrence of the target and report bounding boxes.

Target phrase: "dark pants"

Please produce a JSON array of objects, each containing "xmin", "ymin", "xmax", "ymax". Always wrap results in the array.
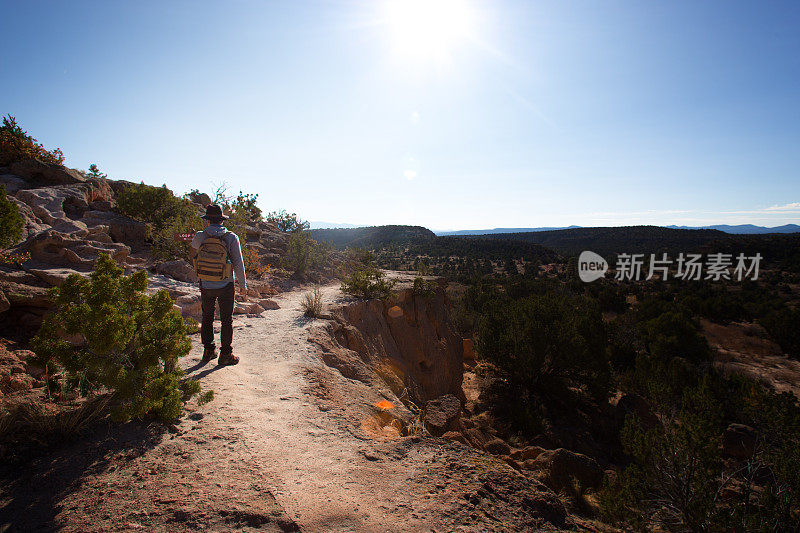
[{"xmin": 201, "ymin": 282, "xmax": 235, "ymax": 355}]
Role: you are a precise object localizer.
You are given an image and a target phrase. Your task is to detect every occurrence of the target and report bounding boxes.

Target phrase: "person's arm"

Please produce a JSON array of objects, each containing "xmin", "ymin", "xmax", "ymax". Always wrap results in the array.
[{"xmin": 229, "ymin": 233, "xmax": 247, "ymax": 293}]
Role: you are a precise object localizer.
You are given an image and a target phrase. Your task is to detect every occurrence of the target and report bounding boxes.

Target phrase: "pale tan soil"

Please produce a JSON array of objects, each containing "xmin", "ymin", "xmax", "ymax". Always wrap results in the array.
[
  {"xmin": 702, "ymin": 319, "xmax": 800, "ymax": 398},
  {"xmin": 1, "ymin": 283, "xmax": 572, "ymax": 532}
]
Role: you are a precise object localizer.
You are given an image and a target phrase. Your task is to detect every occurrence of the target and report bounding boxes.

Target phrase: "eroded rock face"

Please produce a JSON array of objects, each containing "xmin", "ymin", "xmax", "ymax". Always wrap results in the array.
[
  {"xmin": 9, "ymin": 158, "xmax": 86, "ymax": 186},
  {"xmin": 312, "ymin": 284, "xmax": 463, "ymax": 405},
  {"xmin": 24, "ymin": 229, "xmax": 130, "ymax": 268},
  {"xmin": 82, "ymin": 210, "xmax": 148, "ymax": 250}
]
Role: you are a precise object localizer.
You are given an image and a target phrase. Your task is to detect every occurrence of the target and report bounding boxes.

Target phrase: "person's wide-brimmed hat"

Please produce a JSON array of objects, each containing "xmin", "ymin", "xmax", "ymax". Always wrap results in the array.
[{"xmin": 200, "ymin": 204, "xmax": 229, "ymax": 220}]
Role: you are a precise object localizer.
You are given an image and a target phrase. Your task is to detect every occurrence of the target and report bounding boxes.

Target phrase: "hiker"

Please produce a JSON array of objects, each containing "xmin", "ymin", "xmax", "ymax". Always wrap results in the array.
[{"xmin": 190, "ymin": 204, "xmax": 246, "ymax": 366}]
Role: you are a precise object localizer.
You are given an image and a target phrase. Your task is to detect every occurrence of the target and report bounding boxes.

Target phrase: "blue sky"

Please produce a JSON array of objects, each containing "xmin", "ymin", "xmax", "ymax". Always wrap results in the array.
[{"xmin": 1, "ymin": 0, "xmax": 798, "ymax": 230}]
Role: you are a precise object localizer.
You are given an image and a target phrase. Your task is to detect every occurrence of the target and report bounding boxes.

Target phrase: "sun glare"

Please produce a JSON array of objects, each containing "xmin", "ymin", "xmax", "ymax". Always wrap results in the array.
[{"xmin": 385, "ymin": 0, "xmax": 476, "ymax": 61}]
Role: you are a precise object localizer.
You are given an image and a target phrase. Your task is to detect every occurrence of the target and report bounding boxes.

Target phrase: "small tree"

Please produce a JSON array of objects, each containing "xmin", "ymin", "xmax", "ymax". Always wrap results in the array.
[
  {"xmin": 340, "ymin": 249, "xmax": 395, "ymax": 299},
  {"xmin": 0, "ymin": 184, "xmax": 23, "ymax": 248},
  {"xmin": 86, "ymin": 163, "xmax": 107, "ymax": 179},
  {"xmin": 31, "ymin": 254, "xmax": 212, "ymax": 421}
]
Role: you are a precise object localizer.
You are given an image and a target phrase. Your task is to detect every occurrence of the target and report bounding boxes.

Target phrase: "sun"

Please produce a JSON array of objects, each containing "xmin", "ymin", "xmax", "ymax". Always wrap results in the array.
[{"xmin": 384, "ymin": 0, "xmax": 476, "ymax": 62}]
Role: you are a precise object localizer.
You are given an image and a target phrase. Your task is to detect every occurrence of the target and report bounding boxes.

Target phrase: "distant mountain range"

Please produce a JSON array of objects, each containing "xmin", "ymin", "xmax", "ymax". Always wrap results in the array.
[
  {"xmin": 436, "ymin": 224, "xmax": 799, "ymax": 236},
  {"xmin": 665, "ymin": 224, "xmax": 800, "ymax": 234}
]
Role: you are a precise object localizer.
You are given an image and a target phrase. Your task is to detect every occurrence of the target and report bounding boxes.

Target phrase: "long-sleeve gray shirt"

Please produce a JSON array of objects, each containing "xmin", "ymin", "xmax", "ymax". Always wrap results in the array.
[{"xmin": 190, "ymin": 224, "xmax": 246, "ymax": 290}]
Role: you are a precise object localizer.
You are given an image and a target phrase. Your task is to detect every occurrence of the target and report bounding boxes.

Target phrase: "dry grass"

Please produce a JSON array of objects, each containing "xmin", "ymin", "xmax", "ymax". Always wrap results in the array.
[
  {"xmin": 0, "ymin": 395, "xmax": 110, "ymax": 449},
  {"xmin": 301, "ymin": 285, "xmax": 323, "ymax": 317}
]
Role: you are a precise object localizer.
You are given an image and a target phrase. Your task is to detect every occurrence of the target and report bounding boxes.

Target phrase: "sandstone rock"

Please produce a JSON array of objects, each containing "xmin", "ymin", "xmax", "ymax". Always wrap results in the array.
[
  {"xmin": 258, "ymin": 298, "xmax": 280, "ymax": 310},
  {"xmin": 501, "ymin": 456, "xmax": 522, "ymax": 470},
  {"xmin": 9, "ymin": 196, "xmax": 50, "ymax": 241},
  {"xmin": 175, "ymin": 294, "xmax": 202, "ymax": 319},
  {"xmin": 484, "ymin": 438, "xmax": 512, "ymax": 456},
  {"xmin": 9, "ymin": 158, "xmax": 86, "ymax": 186},
  {"xmin": 462, "ymin": 338, "xmax": 475, "ymax": 360},
  {"xmin": 24, "ymin": 229, "xmax": 130, "ymax": 267},
  {"xmin": 423, "ymin": 393, "xmax": 461, "ymax": 436},
  {"xmin": 1, "ymin": 174, "xmax": 28, "ymax": 194},
  {"xmin": 442, "ymin": 431, "xmax": 468, "ymax": 445},
  {"xmin": 329, "ymin": 285, "xmax": 463, "ymax": 404},
  {"xmin": 26, "ymin": 267, "xmax": 83, "ymax": 287},
  {"xmin": 616, "ymin": 393, "xmax": 660, "ymax": 431},
  {"xmin": 82, "ymin": 210, "xmax": 148, "ymax": 250},
  {"xmin": 88, "ymin": 199, "xmax": 113, "ymax": 211},
  {"xmin": 722, "ymin": 423, "xmax": 758, "ymax": 460},
  {"xmin": 235, "ymin": 302, "xmax": 265, "ymax": 315},
  {"xmin": 157, "ymin": 260, "xmax": 197, "ymax": 283},
  {"xmin": 531, "ymin": 448, "xmax": 603, "ymax": 494},
  {"xmin": 0, "ymin": 280, "xmax": 51, "ymax": 308},
  {"xmin": 511, "ymin": 445, "xmax": 545, "ymax": 462}
]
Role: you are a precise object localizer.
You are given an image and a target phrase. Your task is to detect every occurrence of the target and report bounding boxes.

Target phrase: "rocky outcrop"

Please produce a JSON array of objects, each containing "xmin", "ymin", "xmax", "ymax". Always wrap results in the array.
[
  {"xmin": 23, "ymin": 229, "xmax": 130, "ymax": 267},
  {"xmin": 82, "ymin": 210, "xmax": 148, "ymax": 251},
  {"xmin": 311, "ymin": 283, "xmax": 463, "ymax": 406},
  {"xmin": 157, "ymin": 259, "xmax": 197, "ymax": 283},
  {"xmin": 9, "ymin": 158, "xmax": 86, "ymax": 186}
]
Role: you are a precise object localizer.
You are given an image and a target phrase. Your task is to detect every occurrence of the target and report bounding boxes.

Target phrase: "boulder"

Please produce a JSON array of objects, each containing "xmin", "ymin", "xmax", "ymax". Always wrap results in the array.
[
  {"xmin": 234, "ymin": 302, "xmax": 265, "ymax": 315},
  {"xmin": 511, "ymin": 445, "xmax": 545, "ymax": 462},
  {"xmin": 722, "ymin": 423, "xmax": 758, "ymax": 460},
  {"xmin": 616, "ymin": 393, "xmax": 660, "ymax": 431},
  {"xmin": 175, "ymin": 294, "xmax": 202, "ymax": 319},
  {"xmin": 15, "ymin": 186, "xmax": 89, "ymax": 227},
  {"xmin": 442, "ymin": 431, "xmax": 468, "ymax": 445},
  {"xmin": 258, "ymin": 298, "xmax": 280, "ymax": 310},
  {"xmin": 89, "ymin": 199, "xmax": 114, "ymax": 211},
  {"xmin": 82, "ymin": 210, "xmax": 148, "ymax": 251},
  {"xmin": 0, "ymin": 280, "xmax": 51, "ymax": 308},
  {"xmin": 484, "ymin": 438, "xmax": 512, "ymax": 456},
  {"xmin": 423, "ymin": 393, "xmax": 461, "ymax": 436},
  {"xmin": 530, "ymin": 448, "xmax": 603, "ymax": 494},
  {"xmin": 157, "ymin": 260, "xmax": 198, "ymax": 283},
  {"xmin": 9, "ymin": 158, "xmax": 86, "ymax": 186}
]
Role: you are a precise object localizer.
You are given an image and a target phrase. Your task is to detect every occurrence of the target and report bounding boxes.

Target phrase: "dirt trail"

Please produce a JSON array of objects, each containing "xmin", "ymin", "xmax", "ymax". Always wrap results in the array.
[{"xmin": 1, "ymin": 282, "xmax": 568, "ymax": 532}]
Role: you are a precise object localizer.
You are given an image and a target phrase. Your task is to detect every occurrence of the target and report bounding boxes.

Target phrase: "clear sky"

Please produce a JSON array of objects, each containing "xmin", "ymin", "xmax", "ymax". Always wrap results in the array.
[{"xmin": 2, "ymin": 0, "xmax": 798, "ymax": 230}]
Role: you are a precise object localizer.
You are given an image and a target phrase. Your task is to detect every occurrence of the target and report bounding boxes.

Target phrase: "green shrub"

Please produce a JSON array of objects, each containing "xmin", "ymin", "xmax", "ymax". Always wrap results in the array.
[
  {"xmin": 267, "ymin": 209, "xmax": 309, "ymax": 232},
  {"xmin": 0, "ymin": 115, "xmax": 65, "ymax": 166},
  {"xmin": 283, "ymin": 231, "xmax": 328, "ymax": 277},
  {"xmin": 476, "ymin": 292, "xmax": 610, "ymax": 400},
  {"xmin": 116, "ymin": 182, "xmax": 201, "ymax": 260},
  {"xmin": 31, "ymin": 254, "xmax": 212, "ymax": 422},
  {"xmin": 85, "ymin": 163, "xmax": 107, "ymax": 179},
  {"xmin": 640, "ymin": 309, "xmax": 711, "ymax": 363},
  {"xmin": 340, "ymin": 250, "xmax": 395, "ymax": 299},
  {"xmin": 412, "ymin": 276, "xmax": 438, "ymax": 298},
  {"xmin": 0, "ymin": 184, "xmax": 23, "ymax": 248}
]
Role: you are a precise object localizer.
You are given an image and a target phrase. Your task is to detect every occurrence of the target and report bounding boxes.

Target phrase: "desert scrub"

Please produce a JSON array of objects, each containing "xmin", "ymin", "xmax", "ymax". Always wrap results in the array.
[
  {"xmin": 340, "ymin": 249, "xmax": 395, "ymax": 300},
  {"xmin": 116, "ymin": 182, "xmax": 202, "ymax": 260},
  {"xmin": 412, "ymin": 276, "xmax": 438, "ymax": 298},
  {"xmin": 301, "ymin": 285, "xmax": 324, "ymax": 317},
  {"xmin": 267, "ymin": 209, "xmax": 309, "ymax": 232},
  {"xmin": 31, "ymin": 254, "xmax": 212, "ymax": 422},
  {"xmin": 0, "ymin": 114, "xmax": 64, "ymax": 166},
  {"xmin": 0, "ymin": 184, "xmax": 23, "ymax": 247},
  {"xmin": 283, "ymin": 231, "xmax": 329, "ymax": 277}
]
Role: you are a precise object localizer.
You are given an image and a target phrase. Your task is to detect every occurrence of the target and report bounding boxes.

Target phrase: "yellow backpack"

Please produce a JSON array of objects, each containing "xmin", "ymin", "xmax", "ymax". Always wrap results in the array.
[{"xmin": 194, "ymin": 236, "xmax": 232, "ymax": 281}]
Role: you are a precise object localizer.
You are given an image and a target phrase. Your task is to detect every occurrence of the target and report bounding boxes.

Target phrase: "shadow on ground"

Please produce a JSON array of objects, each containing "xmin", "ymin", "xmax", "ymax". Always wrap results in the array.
[{"xmin": 0, "ymin": 418, "xmax": 168, "ymax": 532}]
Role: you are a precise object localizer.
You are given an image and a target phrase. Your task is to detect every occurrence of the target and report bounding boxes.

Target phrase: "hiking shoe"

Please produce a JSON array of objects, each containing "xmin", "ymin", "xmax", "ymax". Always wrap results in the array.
[
  {"xmin": 218, "ymin": 353, "xmax": 239, "ymax": 366},
  {"xmin": 201, "ymin": 347, "xmax": 218, "ymax": 363}
]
